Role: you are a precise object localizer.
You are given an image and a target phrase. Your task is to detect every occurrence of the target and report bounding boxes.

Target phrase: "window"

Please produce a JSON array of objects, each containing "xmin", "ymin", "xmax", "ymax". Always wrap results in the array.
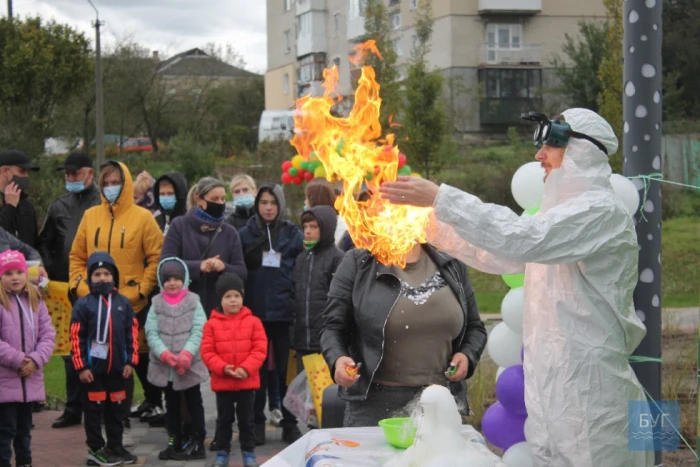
[
  {"xmin": 283, "ymin": 73, "xmax": 290, "ymax": 94},
  {"xmin": 348, "ymin": 0, "xmax": 366, "ymax": 19},
  {"xmin": 298, "ymin": 53, "xmax": 327, "ymax": 83},
  {"xmin": 284, "ymin": 30, "xmax": 291, "ymax": 53},
  {"xmin": 391, "ymin": 12, "xmax": 401, "ymax": 30},
  {"xmin": 480, "ymin": 69, "xmax": 541, "ymax": 99},
  {"xmin": 389, "ymin": 0, "xmax": 401, "ymax": 5},
  {"xmin": 333, "ymin": 12, "xmax": 341, "ymax": 37},
  {"xmin": 284, "ymin": 0, "xmax": 291, "ymax": 12},
  {"xmin": 410, "ymin": 0, "xmax": 418, "ymax": 10},
  {"xmin": 298, "ymin": 13, "xmax": 311, "ymax": 37},
  {"xmin": 392, "ymin": 39, "xmax": 402, "ymax": 57},
  {"xmin": 486, "ymin": 24, "xmax": 522, "ymax": 50},
  {"xmin": 411, "ymin": 34, "xmax": 419, "ymax": 50}
]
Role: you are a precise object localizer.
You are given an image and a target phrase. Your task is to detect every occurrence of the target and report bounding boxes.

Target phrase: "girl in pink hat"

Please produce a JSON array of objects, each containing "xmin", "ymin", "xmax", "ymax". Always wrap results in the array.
[{"xmin": 0, "ymin": 250, "xmax": 56, "ymax": 467}]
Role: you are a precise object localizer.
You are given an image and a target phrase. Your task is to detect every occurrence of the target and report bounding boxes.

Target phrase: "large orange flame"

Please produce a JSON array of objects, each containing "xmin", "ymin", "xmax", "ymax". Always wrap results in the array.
[{"xmin": 290, "ymin": 41, "xmax": 431, "ymax": 267}]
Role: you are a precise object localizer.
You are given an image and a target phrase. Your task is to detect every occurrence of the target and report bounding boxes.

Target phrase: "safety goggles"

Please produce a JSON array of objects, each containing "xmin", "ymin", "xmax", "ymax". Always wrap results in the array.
[{"xmin": 520, "ymin": 111, "xmax": 608, "ymax": 155}]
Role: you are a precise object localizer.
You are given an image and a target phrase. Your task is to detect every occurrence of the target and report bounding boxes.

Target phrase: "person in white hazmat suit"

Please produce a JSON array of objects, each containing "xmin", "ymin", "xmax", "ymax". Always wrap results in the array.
[{"xmin": 379, "ymin": 108, "xmax": 654, "ymax": 467}]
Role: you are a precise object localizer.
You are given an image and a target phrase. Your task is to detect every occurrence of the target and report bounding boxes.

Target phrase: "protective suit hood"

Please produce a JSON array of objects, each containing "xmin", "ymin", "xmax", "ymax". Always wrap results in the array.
[{"xmin": 540, "ymin": 108, "xmax": 617, "ymax": 213}]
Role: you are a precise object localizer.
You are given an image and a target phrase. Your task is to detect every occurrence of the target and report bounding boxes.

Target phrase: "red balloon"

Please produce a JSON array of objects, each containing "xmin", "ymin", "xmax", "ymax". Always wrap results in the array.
[
  {"xmin": 398, "ymin": 153, "xmax": 407, "ymax": 168},
  {"xmin": 282, "ymin": 160, "xmax": 293, "ymax": 172},
  {"xmin": 293, "ymin": 175, "xmax": 304, "ymax": 185},
  {"xmin": 304, "ymin": 171, "xmax": 315, "ymax": 181},
  {"xmin": 281, "ymin": 173, "xmax": 293, "ymax": 184}
]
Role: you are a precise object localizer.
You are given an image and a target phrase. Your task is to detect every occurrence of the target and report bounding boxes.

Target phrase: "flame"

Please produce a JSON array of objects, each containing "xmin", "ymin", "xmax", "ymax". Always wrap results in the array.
[{"xmin": 290, "ymin": 41, "xmax": 431, "ymax": 267}]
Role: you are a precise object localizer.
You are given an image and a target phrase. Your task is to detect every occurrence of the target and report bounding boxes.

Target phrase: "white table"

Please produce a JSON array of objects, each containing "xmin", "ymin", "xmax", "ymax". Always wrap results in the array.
[{"xmin": 262, "ymin": 425, "xmax": 505, "ymax": 466}]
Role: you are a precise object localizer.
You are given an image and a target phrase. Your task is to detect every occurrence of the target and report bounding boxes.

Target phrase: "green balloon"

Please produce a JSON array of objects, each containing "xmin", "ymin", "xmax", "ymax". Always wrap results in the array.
[
  {"xmin": 502, "ymin": 273, "xmax": 525, "ymax": 289},
  {"xmin": 398, "ymin": 165, "xmax": 411, "ymax": 176},
  {"xmin": 300, "ymin": 161, "xmax": 309, "ymax": 171},
  {"xmin": 288, "ymin": 167, "xmax": 298, "ymax": 176},
  {"xmin": 365, "ymin": 171, "xmax": 373, "ymax": 181},
  {"xmin": 523, "ymin": 207, "xmax": 540, "ymax": 216}
]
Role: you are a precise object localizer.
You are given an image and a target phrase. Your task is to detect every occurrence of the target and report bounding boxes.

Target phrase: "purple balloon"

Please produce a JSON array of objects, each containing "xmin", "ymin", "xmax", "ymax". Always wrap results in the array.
[
  {"xmin": 482, "ymin": 402, "xmax": 527, "ymax": 450},
  {"xmin": 496, "ymin": 365, "xmax": 527, "ymax": 415}
]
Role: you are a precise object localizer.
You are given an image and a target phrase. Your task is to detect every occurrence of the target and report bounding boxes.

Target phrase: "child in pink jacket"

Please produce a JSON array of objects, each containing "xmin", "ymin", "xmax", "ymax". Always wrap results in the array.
[{"xmin": 0, "ymin": 250, "xmax": 56, "ymax": 467}]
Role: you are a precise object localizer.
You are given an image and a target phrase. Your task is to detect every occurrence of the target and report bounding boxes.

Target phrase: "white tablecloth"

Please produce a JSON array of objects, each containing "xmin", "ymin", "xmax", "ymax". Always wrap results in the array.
[{"xmin": 262, "ymin": 425, "xmax": 505, "ymax": 467}]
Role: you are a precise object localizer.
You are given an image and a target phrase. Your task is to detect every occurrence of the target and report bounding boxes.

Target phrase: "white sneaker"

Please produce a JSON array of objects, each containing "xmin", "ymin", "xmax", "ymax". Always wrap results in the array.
[
  {"xmin": 122, "ymin": 427, "xmax": 134, "ymax": 447},
  {"xmin": 269, "ymin": 409, "xmax": 283, "ymax": 427}
]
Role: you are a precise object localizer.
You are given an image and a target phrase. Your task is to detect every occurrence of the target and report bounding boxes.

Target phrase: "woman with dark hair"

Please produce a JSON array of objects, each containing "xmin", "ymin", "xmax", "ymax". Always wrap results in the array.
[
  {"xmin": 153, "ymin": 172, "xmax": 188, "ymax": 235},
  {"xmin": 321, "ymin": 242, "xmax": 487, "ymax": 427},
  {"xmin": 161, "ymin": 177, "xmax": 247, "ymax": 317}
]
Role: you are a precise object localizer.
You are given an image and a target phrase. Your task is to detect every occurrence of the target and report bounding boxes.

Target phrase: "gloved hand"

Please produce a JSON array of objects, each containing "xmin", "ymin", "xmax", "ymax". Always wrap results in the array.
[
  {"xmin": 160, "ymin": 350, "xmax": 179, "ymax": 368},
  {"xmin": 176, "ymin": 351, "xmax": 193, "ymax": 375}
]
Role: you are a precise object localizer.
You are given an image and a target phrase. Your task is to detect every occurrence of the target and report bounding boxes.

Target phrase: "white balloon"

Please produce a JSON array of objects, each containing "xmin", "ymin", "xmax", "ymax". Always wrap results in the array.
[
  {"xmin": 610, "ymin": 174, "xmax": 640, "ymax": 215},
  {"xmin": 511, "ymin": 162, "xmax": 546, "ymax": 211},
  {"xmin": 502, "ymin": 442, "xmax": 534, "ymax": 467},
  {"xmin": 495, "ymin": 366, "xmax": 506, "ymax": 383},
  {"xmin": 487, "ymin": 322, "xmax": 523, "ymax": 368},
  {"xmin": 501, "ymin": 287, "xmax": 524, "ymax": 334},
  {"xmin": 524, "ymin": 417, "xmax": 535, "ymax": 443}
]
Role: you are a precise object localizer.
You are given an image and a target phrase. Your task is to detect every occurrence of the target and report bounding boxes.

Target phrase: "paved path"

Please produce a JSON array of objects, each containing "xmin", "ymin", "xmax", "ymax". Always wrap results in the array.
[{"xmin": 31, "ymin": 385, "xmax": 295, "ymax": 466}]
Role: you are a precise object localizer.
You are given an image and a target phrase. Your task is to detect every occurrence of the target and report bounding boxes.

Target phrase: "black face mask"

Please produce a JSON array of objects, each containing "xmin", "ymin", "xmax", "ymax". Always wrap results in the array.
[
  {"xmin": 91, "ymin": 281, "xmax": 115, "ymax": 296},
  {"xmin": 10, "ymin": 175, "xmax": 29, "ymax": 193},
  {"xmin": 204, "ymin": 200, "xmax": 225, "ymax": 219}
]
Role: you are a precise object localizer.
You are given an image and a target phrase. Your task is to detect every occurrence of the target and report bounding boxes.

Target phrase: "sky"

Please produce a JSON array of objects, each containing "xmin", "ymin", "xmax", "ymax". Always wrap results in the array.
[{"xmin": 12, "ymin": 0, "xmax": 268, "ymax": 73}]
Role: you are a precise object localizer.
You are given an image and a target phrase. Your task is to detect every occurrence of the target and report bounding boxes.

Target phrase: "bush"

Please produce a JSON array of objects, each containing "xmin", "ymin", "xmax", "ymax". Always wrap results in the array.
[
  {"xmin": 32, "ymin": 156, "xmax": 67, "ymax": 222},
  {"xmin": 168, "ymin": 133, "xmax": 217, "ymax": 185},
  {"xmin": 662, "ymin": 186, "xmax": 700, "ymax": 219}
]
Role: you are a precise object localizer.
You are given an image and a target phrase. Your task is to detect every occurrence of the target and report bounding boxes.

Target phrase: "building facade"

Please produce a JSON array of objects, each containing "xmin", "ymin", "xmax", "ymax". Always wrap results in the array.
[{"xmin": 265, "ymin": 0, "xmax": 607, "ymax": 133}]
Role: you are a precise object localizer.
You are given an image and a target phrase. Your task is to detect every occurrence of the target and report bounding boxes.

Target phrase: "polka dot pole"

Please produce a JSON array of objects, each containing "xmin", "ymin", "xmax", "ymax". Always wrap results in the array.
[{"xmin": 623, "ymin": 1, "xmax": 662, "ymax": 457}]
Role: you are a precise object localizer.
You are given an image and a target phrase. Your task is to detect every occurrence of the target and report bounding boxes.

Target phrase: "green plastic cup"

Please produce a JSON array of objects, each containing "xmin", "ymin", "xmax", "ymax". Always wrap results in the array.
[{"xmin": 378, "ymin": 417, "xmax": 417, "ymax": 449}]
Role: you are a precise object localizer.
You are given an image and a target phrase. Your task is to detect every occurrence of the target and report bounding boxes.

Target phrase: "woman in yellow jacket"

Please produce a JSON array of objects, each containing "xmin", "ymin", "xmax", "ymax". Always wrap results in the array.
[{"xmin": 69, "ymin": 160, "xmax": 164, "ymax": 444}]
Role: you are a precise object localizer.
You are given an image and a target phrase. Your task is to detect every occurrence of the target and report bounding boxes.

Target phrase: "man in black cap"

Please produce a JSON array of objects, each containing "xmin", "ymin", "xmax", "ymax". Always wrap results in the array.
[
  {"xmin": 0, "ymin": 149, "xmax": 40, "ymax": 247},
  {"xmin": 37, "ymin": 151, "xmax": 101, "ymax": 429}
]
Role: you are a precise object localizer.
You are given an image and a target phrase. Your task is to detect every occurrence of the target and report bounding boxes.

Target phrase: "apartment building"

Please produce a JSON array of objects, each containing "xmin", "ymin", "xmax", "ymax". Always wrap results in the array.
[{"xmin": 265, "ymin": 0, "xmax": 607, "ymax": 133}]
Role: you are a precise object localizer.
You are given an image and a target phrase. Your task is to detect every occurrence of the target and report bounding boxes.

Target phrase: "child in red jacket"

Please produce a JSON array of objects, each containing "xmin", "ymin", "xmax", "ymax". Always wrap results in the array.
[{"xmin": 201, "ymin": 273, "xmax": 267, "ymax": 467}]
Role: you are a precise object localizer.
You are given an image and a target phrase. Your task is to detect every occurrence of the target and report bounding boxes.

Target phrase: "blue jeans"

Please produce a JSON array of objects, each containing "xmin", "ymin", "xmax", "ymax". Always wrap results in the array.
[{"xmin": 0, "ymin": 402, "xmax": 32, "ymax": 467}]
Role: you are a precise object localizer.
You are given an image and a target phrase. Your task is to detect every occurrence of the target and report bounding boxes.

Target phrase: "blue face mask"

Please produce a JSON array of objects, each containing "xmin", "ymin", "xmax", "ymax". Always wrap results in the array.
[
  {"xmin": 103, "ymin": 185, "xmax": 122, "ymax": 204},
  {"xmin": 159, "ymin": 195, "xmax": 177, "ymax": 211},
  {"xmin": 303, "ymin": 204, "xmax": 309, "ymax": 212},
  {"xmin": 233, "ymin": 194, "xmax": 255, "ymax": 209},
  {"xmin": 66, "ymin": 181, "xmax": 85, "ymax": 193}
]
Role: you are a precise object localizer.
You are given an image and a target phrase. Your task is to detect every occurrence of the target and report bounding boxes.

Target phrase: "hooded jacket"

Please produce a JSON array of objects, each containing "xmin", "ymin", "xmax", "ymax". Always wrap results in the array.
[
  {"xmin": 292, "ymin": 206, "xmax": 344, "ymax": 352},
  {"xmin": 69, "ymin": 252, "xmax": 139, "ymax": 376},
  {"xmin": 38, "ymin": 183, "xmax": 101, "ymax": 282},
  {"xmin": 238, "ymin": 184, "xmax": 304, "ymax": 323},
  {"xmin": 145, "ymin": 257, "xmax": 208, "ymax": 391},
  {"xmin": 0, "ymin": 287, "xmax": 56, "ymax": 403},
  {"xmin": 226, "ymin": 205, "xmax": 255, "ymax": 231},
  {"xmin": 426, "ymin": 108, "xmax": 653, "ymax": 467},
  {"xmin": 0, "ymin": 227, "xmax": 41, "ymax": 263},
  {"xmin": 200, "ymin": 306, "xmax": 267, "ymax": 392},
  {"xmin": 0, "ymin": 191, "xmax": 38, "ymax": 248},
  {"xmin": 153, "ymin": 172, "xmax": 188, "ymax": 234}
]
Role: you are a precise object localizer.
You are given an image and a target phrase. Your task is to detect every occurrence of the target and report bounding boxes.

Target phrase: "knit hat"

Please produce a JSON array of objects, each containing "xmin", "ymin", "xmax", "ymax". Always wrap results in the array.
[
  {"xmin": 0, "ymin": 250, "xmax": 28, "ymax": 277},
  {"xmin": 159, "ymin": 258, "xmax": 186, "ymax": 284},
  {"xmin": 215, "ymin": 273, "xmax": 245, "ymax": 302}
]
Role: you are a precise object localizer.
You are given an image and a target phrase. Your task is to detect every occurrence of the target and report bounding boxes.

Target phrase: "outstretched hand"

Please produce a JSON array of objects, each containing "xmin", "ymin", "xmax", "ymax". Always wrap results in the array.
[{"xmin": 379, "ymin": 176, "xmax": 440, "ymax": 208}]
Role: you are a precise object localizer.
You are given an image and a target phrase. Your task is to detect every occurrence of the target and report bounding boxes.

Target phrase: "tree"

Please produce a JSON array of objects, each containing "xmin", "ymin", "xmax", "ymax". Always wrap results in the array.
[
  {"xmin": 399, "ymin": 0, "xmax": 452, "ymax": 179},
  {"xmin": 362, "ymin": 0, "xmax": 400, "ymax": 137},
  {"xmin": 552, "ymin": 20, "xmax": 608, "ymax": 111},
  {"xmin": 0, "ymin": 16, "xmax": 92, "ymax": 156},
  {"xmin": 597, "ymin": 0, "xmax": 623, "ymax": 142},
  {"xmin": 663, "ymin": 0, "xmax": 700, "ymax": 119}
]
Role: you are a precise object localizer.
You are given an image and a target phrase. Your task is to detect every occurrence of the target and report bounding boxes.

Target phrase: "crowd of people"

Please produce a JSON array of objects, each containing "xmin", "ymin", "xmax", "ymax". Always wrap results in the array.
[{"xmin": 1, "ymin": 150, "xmax": 482, "ymax": 467}]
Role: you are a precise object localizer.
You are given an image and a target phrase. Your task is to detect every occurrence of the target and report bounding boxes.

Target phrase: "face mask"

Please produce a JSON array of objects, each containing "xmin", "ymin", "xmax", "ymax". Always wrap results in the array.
[
  {"xmin": 303, "ymin": 204, "xmax": 309, "ymax": 212},
  {"xmin": 159, "ymin": 195, "xmax": 177, "ymax": 211},
  {"xmin": 66, "ymin": 181, "xmax": 85, "ymax": 193},
  {"xmin": 103, "ymin": 185, "xmax": 122, "ymax": 204},
  {"xmin": 92, "ymin": 281, "xmax": 114, "ymax": 296},
  {"xmin": 203, "ymin": 200, "xmax": 225, "ymax": 219},
  {"xmin": 233, "ymin": 194, "xmax": 255, "ymax": 209},
  {"xmin": 303, "ymin": 239, "xmax": 319, "ymax": 250},
  {"xmin": 10, "ymin": 175, "xmax": 29, "ymax": 193}
]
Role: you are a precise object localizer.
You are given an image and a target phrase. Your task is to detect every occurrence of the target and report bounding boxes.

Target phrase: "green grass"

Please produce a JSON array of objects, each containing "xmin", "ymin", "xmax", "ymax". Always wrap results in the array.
[
  {"xmin": 467, "ymin": 217, "xmax": 700, "ymax": 315},
  {"xmin": 44, "ymin": 356, "xmax": 144, "ymax": 403}
]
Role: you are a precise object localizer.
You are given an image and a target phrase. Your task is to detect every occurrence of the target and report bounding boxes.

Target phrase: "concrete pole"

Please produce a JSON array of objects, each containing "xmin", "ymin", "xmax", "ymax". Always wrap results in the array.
[
  {"xmin": 623, "ymin": 0, "xmax": 662, "ymax": 463},
  {"xmin": 94, "ymin": 18, "xmax": 104, "ymax": 167},
  {"xmin": 7, "ymin": 0, "xmax": 12, "ymax": 19}
]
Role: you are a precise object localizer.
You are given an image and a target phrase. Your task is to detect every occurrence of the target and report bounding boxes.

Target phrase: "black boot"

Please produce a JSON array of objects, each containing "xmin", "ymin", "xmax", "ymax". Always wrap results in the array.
[
  {"xmin": 172, "ymin": 435, "xmax": 206, "ymax": 460},
  {"xmin": 282, "ymin": 424, "xmax": 302, "ymax": 444},
  {"xmin": 158, "ymin": 434, "xmax": 182, "ymax": 460},
  {"xmin": 52, "ymin": 411, "xmax": 81, "ymax": 429}
]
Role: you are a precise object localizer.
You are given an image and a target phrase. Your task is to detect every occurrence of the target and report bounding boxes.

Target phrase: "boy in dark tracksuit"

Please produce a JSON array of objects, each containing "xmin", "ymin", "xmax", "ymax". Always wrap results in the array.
[
  {"xmin": 293, "ymin": 206, "xmax": 344, "ymax": 365},
  {"xmin": 70, "ymin": 252, "xmax": 139, "ymax": 467}
]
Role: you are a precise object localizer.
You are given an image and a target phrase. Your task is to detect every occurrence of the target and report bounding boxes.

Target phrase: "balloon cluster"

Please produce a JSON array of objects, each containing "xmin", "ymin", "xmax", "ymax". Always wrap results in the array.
[{"xmin": 280, "ymin": 147, "xmax": 419, "ymax": 185}]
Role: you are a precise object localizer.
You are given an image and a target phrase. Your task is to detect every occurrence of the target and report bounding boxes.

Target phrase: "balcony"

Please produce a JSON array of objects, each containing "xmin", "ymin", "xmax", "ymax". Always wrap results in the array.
[
  {"xmin": 478, "ymin": 0, "xmax": 541, "ymax": 15},
  {"xmin": 347, "ymin": 16, "xmax": 366, "ymax": 42},
  {"xmin": 480, "ymin": 98, "xmax": 541, "ymax": 125},
  {"xmin": 296, "ymin": 0, "xmax": 326, "ymax": 16},
  {"xmin": 478, "ymin": 45, "xmax": 542, "ymax": 66},
  {"xmin": 297, "ymin": 33, "xmax": 327, "ymax": 57}
]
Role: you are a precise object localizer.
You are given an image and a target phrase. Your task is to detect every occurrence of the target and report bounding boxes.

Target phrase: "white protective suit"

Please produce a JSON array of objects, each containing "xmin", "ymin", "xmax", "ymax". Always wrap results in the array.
[{"xmin": 427, "ymin": 109, "xmax": 654, "ymax": 467}]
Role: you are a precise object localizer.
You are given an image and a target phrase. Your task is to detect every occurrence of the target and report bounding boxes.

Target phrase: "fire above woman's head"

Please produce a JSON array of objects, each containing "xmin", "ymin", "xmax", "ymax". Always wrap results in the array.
[{"xmin": 290, "ymin": 41, "xmax": 431, "ymax": 268}]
